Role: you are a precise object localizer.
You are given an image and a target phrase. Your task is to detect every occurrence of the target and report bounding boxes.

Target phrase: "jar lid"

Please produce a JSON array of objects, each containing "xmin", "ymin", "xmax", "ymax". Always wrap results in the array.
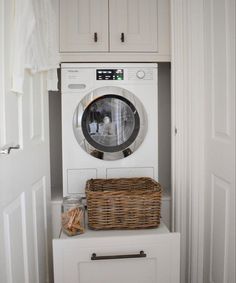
[{"xmin": 63, "ymin": 195, "xmax": 82, "ymax": 204}]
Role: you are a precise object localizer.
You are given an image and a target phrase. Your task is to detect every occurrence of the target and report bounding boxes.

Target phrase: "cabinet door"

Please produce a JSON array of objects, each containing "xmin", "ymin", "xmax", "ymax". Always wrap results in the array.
[
  {"xmin": 109, "ymin": 0, "xmax": 158, "ymax": 52},
  {"xmin": 53, "ymin": 233, "xmax": 180, "ymax": 283},
  {"xmin": 60, "ymin": 0, "xmax": 109, "ymax": 52}
]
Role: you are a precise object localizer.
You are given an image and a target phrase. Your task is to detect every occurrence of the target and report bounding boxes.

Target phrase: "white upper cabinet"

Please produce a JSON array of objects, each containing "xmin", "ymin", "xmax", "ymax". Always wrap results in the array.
[
  {"xmin": 60, "ymin": 0, "xmax": 109, "ymax": 52},
  {"xmin": 109, "ymin": 0, "xmax": 158, "ymax": 52},
  {"xmin": 59, "ymin": 0, "xmax": 170, "ymax": 60}
]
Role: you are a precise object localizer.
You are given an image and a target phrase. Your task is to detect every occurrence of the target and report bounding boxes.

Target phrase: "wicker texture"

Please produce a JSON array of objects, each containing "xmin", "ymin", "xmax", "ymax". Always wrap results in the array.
[{"xmin": 86, "ymin": 177, "xmax": 162, "ymax": 230}]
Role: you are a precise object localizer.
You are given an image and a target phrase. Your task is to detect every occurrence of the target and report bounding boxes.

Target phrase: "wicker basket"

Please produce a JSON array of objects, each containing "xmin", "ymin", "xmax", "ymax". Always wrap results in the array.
[{"xmin": 86, "ymin": 177, "xmax": 162, "ymax": 230}]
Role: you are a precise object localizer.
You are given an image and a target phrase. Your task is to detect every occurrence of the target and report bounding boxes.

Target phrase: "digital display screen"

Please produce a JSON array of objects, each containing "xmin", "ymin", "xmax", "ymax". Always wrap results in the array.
[{"xmin": 96, "ymin": 69, "xmax": 124, "ymax": 80}]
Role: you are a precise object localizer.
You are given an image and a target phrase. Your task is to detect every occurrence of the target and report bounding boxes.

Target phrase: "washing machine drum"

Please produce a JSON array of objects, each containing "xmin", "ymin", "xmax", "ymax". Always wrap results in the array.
[{"xmin": 73, "ymin": 86, "xmax": 147, "ymax": 160}]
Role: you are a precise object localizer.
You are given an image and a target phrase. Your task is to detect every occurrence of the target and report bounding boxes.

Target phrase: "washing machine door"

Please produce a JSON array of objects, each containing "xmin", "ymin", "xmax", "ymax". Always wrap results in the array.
[{"xmin": 73, "ymin": 86, "xmax": 147, "ymax": 160}]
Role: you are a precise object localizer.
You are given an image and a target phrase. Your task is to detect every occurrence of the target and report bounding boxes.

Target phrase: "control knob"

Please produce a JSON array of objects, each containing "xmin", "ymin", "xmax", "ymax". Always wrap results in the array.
[{"xmin": 136, "ymin": 70, "xmax": 145, "ymax": 79}]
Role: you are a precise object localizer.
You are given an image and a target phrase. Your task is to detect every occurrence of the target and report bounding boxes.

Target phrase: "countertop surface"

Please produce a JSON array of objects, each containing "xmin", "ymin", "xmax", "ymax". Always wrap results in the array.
[{"xmin": 57, "ymin": 222, "xmax": 170, "ymax": 240}]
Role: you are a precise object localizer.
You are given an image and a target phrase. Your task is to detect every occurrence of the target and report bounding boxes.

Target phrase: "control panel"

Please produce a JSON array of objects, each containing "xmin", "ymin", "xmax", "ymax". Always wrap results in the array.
[
  {"xmin": 96, "ymin": 69, "xmax": 124, "ymax": 80},
  {"xmin": 61, "ymin": 65, "xmax": 157, "ymax": 92}
]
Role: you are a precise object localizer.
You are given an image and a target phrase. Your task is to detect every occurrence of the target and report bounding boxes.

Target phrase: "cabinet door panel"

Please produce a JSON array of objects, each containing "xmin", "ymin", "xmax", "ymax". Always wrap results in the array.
[
  {"xmin": 109, "ymin": 0, "xmax": 158, "ymax": 52},
  {"xmin": 53, "ymin": 233, "xmax": 180, "ymax": 283},
  {"xmin": 80, "ymin": 259, "xmax": 156, "ymax": 283},
  {"xmin": 60, "ymin": 0, "xmax": 108, "ymax": 52}
]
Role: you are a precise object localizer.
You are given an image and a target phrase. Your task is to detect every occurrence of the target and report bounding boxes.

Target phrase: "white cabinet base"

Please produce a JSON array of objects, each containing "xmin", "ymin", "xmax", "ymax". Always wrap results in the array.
[{"xmin": 53, "ymin": 223, "xmax": 180, "ymax": 283}]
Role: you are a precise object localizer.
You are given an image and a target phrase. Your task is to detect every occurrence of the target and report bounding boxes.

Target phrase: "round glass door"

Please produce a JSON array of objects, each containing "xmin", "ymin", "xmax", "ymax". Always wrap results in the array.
[{"xmin": 73, "ymin": 86, "xmax": 147, "ymax": 160}]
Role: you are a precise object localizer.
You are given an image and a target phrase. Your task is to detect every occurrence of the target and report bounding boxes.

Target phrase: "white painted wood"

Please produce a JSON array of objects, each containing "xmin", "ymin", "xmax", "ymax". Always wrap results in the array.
[
  {"xmin": 171, "ymin": 0, "xmax": 205, "ymax": 283},
  {"xmin": 171, "ymin": 1, "xmax": 235, "ymax": 283},
  {"xmin": 186, "ymin": 1, "xmax": 206, "ymax": 282},
  {"xmin": 59, "ymin": 52, "xmax": 171, "ymax": 62},
  {"xmin": 80, "ymin": 259, "xmax": 156, "ymax": 283},
  {"xmin": 171, "ymin": 1, "xmax": 191, "ymax": 282},
  {"xmin": 3, "ymin": 194, "xmax": 29, "ymax": 283},
  {"xmin": 203, "ymin": 0, "xmax": 235, "ymax": 283},
  {"xmin": 156, "ymin": 0, "xmax": 171, "ymax": 58},
  {"xmin": 59, "ymin": 0, "xmax": 170, "ymax": 59},
  {"xmin": 53, "ymin": 225, "xmax": 180, "ymax": 283},
  {"xmin": 60, "ymin": 0, "xmax": 109, "ymax": 52},
  {"xmin": 0, "ymin": 1, "xmax": 51, "ymax": 282},
  {"xmin": 0, "ymin": 0, "xmax": 21, "ymax": 147},
  {"xmin": 32, "ymin": 178, "xmax": 48, "ymax": 283},
  {"xmin": 29, "ymin": 76, "xmax": 44, "ymax": 142},
  {"xmin": 109, "ymin": 0, "xmax": 158, "ymax": 52}
]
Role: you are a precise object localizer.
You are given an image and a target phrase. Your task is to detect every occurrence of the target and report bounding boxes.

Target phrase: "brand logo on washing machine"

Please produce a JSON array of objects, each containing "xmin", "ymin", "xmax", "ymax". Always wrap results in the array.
[{"xmin": 67, "ymin": 70, "xmax": 79, "ymax": 72}]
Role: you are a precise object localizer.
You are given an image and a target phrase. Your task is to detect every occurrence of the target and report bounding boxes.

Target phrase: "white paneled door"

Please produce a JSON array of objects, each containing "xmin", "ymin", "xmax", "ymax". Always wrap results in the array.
[
  {"xmin": 171, "ymin": 0, "xmax": 234, "ymax": 282},
  {"xmin": 203, "ymin": 0, "xmax": 235, "ymax": 282},
  {"xmin": 0, "ymin": 1, "xmax": 51, "ymax": 283}
]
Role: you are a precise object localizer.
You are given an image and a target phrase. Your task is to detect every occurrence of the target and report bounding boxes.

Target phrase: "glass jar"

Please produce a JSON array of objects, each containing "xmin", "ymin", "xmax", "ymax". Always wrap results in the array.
[{"xmin": 61, "ymin": 196, "xmax": 85, "ymax": 236}]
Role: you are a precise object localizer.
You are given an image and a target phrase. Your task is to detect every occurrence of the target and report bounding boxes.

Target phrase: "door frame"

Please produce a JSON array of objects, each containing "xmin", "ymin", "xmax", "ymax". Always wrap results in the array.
[{"xmin": 171, "ymin": 0, "xmax": 205, "ymax": 282}]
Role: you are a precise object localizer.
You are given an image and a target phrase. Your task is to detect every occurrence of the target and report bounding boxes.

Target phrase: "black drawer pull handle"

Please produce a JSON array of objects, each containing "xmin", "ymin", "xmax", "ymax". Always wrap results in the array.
[
  {"xmin": 94, "ymin": 32, "xmax": 98, "ymax": 42},
  {"xmin": 91, "ymin": 250, "xmax": 146, "ymax": 260},
  {"xmin": 121, "ymin": 32, "xmax": 125, "ymax": 42}
]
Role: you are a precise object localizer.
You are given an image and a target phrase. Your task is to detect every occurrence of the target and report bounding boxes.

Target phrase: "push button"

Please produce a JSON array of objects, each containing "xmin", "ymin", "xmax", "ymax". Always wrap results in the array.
[{"xmin": 136, "ymin": 70, "xmax": 146, "ymax": 79}]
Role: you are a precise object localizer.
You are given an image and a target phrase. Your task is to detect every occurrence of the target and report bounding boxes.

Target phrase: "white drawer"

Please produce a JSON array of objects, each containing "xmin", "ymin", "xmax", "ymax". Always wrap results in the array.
[{"xmin": 53, "ymin": 223, "xmax": 180, "ymax": 283}]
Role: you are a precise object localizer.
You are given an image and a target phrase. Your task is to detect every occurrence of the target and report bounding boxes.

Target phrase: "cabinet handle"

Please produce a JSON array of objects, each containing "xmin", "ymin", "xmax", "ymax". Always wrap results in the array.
[
  {"xmin": 91, "ymin": 250, "xmax": 146, "ymax": 261},
  {"xmin": 0, "ymin": 144, "xmax": 20, "ymax": 155},
  {"xmin": 121, "ymin": 32, "xmax": 125, "ymax": 42},
  {"xmin": 94, "ymin": 32, "xmax": 98, "ymax": 42}
]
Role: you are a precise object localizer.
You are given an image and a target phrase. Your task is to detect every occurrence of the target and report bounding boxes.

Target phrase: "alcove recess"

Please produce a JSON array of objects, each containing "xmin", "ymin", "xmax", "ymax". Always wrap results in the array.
[{"xmin": 49, "ymin": 63, "xmax": 171, "ymax": 230}]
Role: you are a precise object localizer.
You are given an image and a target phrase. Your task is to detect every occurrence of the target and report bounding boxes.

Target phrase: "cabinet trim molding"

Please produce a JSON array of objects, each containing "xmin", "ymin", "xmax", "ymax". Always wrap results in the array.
[{"xmin": 59, "ymin": 52, "xmax": 171, "ymax": 63}]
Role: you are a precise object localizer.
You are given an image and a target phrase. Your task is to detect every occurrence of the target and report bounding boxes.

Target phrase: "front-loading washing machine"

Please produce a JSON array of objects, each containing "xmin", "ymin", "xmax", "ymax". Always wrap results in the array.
[{"xmin": 61, "ymin": 63, "xmax": 158, "ymax": 197}]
